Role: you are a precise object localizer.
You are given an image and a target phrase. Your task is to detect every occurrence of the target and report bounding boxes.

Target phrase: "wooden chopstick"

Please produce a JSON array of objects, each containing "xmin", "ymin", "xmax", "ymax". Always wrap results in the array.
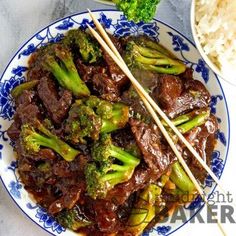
[
  {"xmin": 87, "ymin": 9, "xmax": 225, "ymax": 196},
  {"xmin": 86, "ymin": 10, "xmax": 227, "ymax": 235}
]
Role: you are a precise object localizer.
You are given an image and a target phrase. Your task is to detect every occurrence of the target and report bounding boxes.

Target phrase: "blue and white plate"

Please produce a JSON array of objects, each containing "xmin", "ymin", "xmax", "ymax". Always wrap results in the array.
[{"xmin": 0, "ymin": 10, "xmax": 230, "ymax": 236}]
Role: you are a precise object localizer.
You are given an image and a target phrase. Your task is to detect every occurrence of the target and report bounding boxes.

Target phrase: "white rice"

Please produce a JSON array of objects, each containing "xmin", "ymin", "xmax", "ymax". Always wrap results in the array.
[{"xmin": 195, "ymin": 0, "xmax": 236, "ymax": 81}]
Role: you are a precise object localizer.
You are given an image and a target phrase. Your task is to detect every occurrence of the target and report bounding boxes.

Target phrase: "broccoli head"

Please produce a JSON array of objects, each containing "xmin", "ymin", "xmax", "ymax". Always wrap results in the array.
[
  {"xmin": 20, "ymin": 120, "xmax": 80, "ymax": 162},
  {"xmin": 56, "ymin": 206, "xmax": 91, "ymax": 231},
  {"xmin": 65, "ymin": 96, "xmax": 129, "ymax": 144},
  {"xmin": 125, "ymin": 40, "xmax": 186, "ymax": 75},
  {"xmin": 112, "ymin": 0, "xmax": 161, "ymax": 22},
  {"xmin": 63, "ymin": 29, "xmax": 102, "ymax": 64},
  {"xmin": 42, "ymin": 43, "xmax": 90, "ymax": 97},
  {"xmin": 85, "ymin": 134, "xmax": 140, "ymax": 199}
]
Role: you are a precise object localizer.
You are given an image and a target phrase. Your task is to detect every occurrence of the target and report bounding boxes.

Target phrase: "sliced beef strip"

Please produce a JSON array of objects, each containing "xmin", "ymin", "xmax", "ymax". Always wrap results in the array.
[
  {"xmin": 92, "ymin": 73, "xmax": 120, "ymax": 102},
  {"xmin": 7, "ymin": 90, "xmax": 38, "ymax": 140},
  {"xmin": 121, "ymin": 86, "xmax": 149, "ymax": 122},
  {"xmin": 17, "ymin": 103, "xmax": 41, "ymax": 125},
  {"xmin": 7, "ymin": 121, "xmax": 21, "ymax": 141},
  {"xmin": 37, "ymin": 76, "xmax": 72, "ymax": 124},
  {"xmin": 182, "ymin": 115, "xmax": 218, "ymax": 182},
  {"xmin": 154, "ymin": 74, "xmax": 211, "ymax": 118},
  {"xmin": 15, "ymin": 90, "xmax": 36, "ymax": 107},
  {"xmin": 92, "ymin": 199, "xmax": 119, "ymax": 233},
  {"xmin": 111, "ymin": 127, "xmax": 142, "ymax": 158},
  {"xmin": 168, "ymin": 80, "xmax": 211, "ymax": 118},
  {"xmin": 76, "ymin": 58, "xmax": 107, "ymax": 82},
  {"xmin": 154, "ymin": 74, "xmax": 183, "ymax": 110},
  {"xmin": 76, "ymin": 58, "xmax": 120, "ymax": 102},
  {"xmin": 121, "ymin": 68, "xmax": 162, "ymax": 123},
  {"xmin": 103, "ymin": 51, "xmax": 129, "ymax": 89},
  {"xmin": 78, "ymin": 197, "xmax": 121, "ymax": 235},
  {"xmin": 102, "ymin": 34, "xmax": 129, "ymax": 90},
  {"xmin": 130, "ymin": 119, "xmax": 177, "ymax": 171},
  {"xmin": 48, "ymin": 185, "xmax": 83, "ymax": 215}
]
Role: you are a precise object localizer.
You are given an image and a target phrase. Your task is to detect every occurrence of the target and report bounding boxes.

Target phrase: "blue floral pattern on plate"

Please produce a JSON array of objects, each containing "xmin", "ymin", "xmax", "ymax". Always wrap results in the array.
[
  {"xmin": 7, "ymin": 161, "xmax": 22, "ymax": 199},
  {"xmin": 0, "ymin": 10, "xmax": 230, "ymax": 236},
  {"xmin": 195, "ymin": 59, "xmax": 210, "ymax": 83},
  {"xmin": 26, "ymin": 203, "xmax": 65, "ymax": 234},
  {"xmin": 167, "ymin": 32, "xmax": 189, "ymax": 52},
  {"xmin": 0, "ymin": 69, "xmax": 25, "ymax": 120},
  {"xmin": 114, "ymin": 15, "xmax": 159, "ymax": 40},
  {"xmin": 56, "ymin": 19, "xmax": 74, "ymax": 30}
]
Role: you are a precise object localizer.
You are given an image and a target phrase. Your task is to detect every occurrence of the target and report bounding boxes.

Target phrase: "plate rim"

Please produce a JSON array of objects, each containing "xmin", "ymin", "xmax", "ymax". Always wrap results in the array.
[{"xmin": 0, "ymin": 9, "xmax": 231, "ymax": 236}]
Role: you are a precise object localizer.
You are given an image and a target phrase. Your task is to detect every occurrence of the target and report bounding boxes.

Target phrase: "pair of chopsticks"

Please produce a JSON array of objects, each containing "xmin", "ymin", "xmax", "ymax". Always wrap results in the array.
[{"xmin": 87, "ymin": 9, "xmax": 227, "ymax": 235}]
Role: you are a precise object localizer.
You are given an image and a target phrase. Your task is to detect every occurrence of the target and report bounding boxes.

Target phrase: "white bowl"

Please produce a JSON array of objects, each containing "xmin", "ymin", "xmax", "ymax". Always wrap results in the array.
[
  {"xmin": 190, "ymin": 0, "xmax": 236, "ymax": 86},
  {"xmin": 0, "ymin": 9, "xmax": 230, "ymax": 236}
]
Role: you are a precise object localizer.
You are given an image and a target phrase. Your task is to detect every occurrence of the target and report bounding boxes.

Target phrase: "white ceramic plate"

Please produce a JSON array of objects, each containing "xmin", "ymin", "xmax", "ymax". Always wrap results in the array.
[{"xmin": 0, "ymin": 10, "xmax": 230, "ymax": 236}]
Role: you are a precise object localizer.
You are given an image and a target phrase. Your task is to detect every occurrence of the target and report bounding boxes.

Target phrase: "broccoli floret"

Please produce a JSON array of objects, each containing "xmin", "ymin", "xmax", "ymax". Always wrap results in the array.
[
  {"xmin": 85, "ymin": 134, "xmax": 140, "ymax": 199},
  {"xmin": 20, "ymin": 120, "xmax": 80, "ymax": 162},
  {"xmin": 112, "ymin": 0, "xmax": 161, "ymax": 22},
  {"xmin": 63, "ymin": 29, "xmax": 102, "ymax": 64},
  {"xmin": 125, "ymin": 40, "xmax": 186, "ymax": 75},
  {"xmin": 66, "ymin": 96, "xmax": 129, "ymax": 144},
  {"xmin": 56, "ymin": 207, "xmax": 91, "ymax": 231},
  {"xmin": 42, "ymin": 44, "xmax": 90, "ymax": 97}
]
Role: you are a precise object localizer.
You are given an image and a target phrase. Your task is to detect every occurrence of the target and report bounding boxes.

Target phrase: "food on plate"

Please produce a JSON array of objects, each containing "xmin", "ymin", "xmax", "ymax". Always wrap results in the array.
[
  {"xmin": 195, "ymin": 0, "xmax": 236, "ymax": 81},
  {"xmin": 95, "ymin": 0, "xmax": 161, "ymax": 22},
  {"xmin": 7, "ymin": 28, "xmax": 219, "ymax": 235}
]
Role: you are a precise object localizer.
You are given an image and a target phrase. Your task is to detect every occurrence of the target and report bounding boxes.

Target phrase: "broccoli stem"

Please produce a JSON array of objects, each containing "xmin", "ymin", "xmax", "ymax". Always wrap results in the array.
[
  {"xmin": 162, "ymin": 109, "xmax": 210, "ymax": 128},
  {"xmin": 136, "ymin": 37, "xmax": 174, "ymax": 58},
  {"xmin": 126, "ymin": 41, "xmax": 186, "ymax": 75},
  {"xmin": 47, "ymin": 56, "xmax": 89, "ymax": 98},
  {"xmin": 11, "ymin": 80, "xmax": 39, "ymax": 98},
  {"xmin": 177, "ymin": 109, "xmax": 210, "ymax": 134},
  {"xmin": 141, "ymin": 63, "xmax": 185, "ymax": 75},
  {"xmin": 126, "ymin": 184, "xmax": 162, "ymax": 235},
  {"xmin": 170, "ymin": 162, "xmax": 195, "ymax": 193},
  {"xmin": 37, "ymin": 123, "xmax": 79, "ymax": 162},
  {"xmin": 134, "ymin": 47, "xmax": 186, "ymax": 75},
  {"xmin": 163, "ymin": 113, "xmax": 193, "ymax": 127},
  {"xmin": 110, "ymin": 145, "xmax": 141, "ymax": 166},
  {"xmin": 43, "ymin": 45, "xmax": 90, "ymax": 98},
  {"xmin": 22, "ymin": 121, "xmax": 80, "ymax": 162}
]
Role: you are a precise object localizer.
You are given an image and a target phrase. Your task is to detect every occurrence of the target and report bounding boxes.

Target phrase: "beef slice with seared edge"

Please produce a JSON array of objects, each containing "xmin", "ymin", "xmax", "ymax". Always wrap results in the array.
[
  {"xmin": 37, "ymin": 76, "xmax": 72, "ymax": 124},
  {"xmin": 130, "ymin": 119, "xmax": 176, "ymax": 171},
  {"xmin": 154, "ymin": 69, "xmax": 210, "ymax": 118}
]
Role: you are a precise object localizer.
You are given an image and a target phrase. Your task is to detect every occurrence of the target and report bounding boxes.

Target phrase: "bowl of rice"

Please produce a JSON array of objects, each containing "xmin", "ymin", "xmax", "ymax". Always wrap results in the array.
[{"xmin": 191, "ymin": 0, "xmax": 236, "ymax": 85}]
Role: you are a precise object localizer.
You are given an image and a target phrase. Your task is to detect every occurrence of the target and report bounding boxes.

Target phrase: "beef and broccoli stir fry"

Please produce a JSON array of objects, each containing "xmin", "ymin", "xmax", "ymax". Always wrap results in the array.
[{"xmin": 7, "ymin": 28, "xmax": 218, "ymax": 235}]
